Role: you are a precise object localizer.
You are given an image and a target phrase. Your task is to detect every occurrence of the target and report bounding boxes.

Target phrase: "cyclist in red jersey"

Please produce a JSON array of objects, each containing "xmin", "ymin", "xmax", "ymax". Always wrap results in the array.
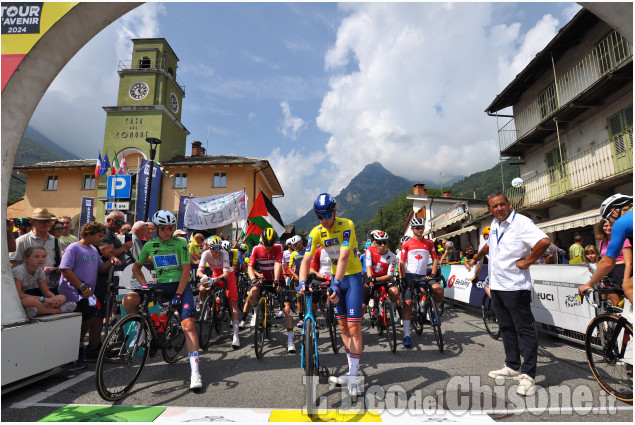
[
  {"xmin": 243, "ymin": 228, "xmax": 296, "ymax": 353},
  {"xmin": 362, "ymin": 230, "xmax": 400, "ymax": 320},
  {"xmin": 399, "ymin": 217, "xmax": 440, "ymax": 348},
  {"xmin": 197, "ymin": 235, "xmax": 241, "ymax": 349}
]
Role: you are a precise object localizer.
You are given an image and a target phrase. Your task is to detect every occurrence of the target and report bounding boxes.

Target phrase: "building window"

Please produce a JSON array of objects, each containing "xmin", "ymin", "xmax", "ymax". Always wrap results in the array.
[
  {"xmin": 538, "ymin": 83, "xmax": 558, "ymax": 120},
  {"xmin": 213, "ymin": 172, "xmax": 226, "ymax": 188},
  {"xmin": 138, "ymin": 56, "xmax": 151, "ymax": 69},
  {"xmin": 607, "ymin": 104, "xmax": 633, "ymax": 154},
  {"xmin": 44, "ymin": 175, "xmax": 58, "ymax": 191},
  {"xmin": 545, "ymin": 145, "xmax": 567, "ymax": 183},
  {"xmin": 82, "ymin": 174, "xmax": 95, "ymax": 190},
  {"xmin": 173, "ymin": 172, "xmax": 187, "ymax": 188}
]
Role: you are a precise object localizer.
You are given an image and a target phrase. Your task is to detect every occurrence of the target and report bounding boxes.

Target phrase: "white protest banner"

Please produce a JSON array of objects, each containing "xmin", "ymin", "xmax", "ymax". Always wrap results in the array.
[{"xmin": 184, "ymin": 190, "xmax": 248, "ymax": 230}]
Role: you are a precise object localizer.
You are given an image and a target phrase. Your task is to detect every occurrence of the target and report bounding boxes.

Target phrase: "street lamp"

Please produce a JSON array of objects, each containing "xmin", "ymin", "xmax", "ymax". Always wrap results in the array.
[{"xmin": 144, "ymin": 137, "xmax": 161, "ymax": 222}]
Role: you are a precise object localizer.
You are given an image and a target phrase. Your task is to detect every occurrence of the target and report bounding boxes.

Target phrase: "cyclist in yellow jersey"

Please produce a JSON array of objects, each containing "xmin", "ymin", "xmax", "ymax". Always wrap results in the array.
[{"xmin": 298, "ymin": 193, "xmax": 364, "ymax": 396}]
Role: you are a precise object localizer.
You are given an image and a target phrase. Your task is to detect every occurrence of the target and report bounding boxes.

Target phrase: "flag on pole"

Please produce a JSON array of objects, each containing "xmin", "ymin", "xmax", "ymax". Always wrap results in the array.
[
  {"xmin": 101, "ymin": 153, "xmax": 110, "ymax": 176},
  {"xmin": 111, "ymin": 155, "xmax": 119, "ymax": 175},
  {"xmin": 118, "ymin": 153, "xmax": 127, "ymax": 174},
  {"xmin": 95, "ymin": 152, "xmax": 102, "ymax": 178},
  {"xmin": 241, "ymin": 191, "xmax": 285, "ymax": 248}
]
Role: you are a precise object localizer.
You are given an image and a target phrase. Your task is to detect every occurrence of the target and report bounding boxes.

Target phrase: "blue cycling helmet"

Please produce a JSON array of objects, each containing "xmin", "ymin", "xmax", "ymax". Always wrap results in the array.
[{"xmin": 313, "ymin": 193, "xmax": 336, "ymax": 216}]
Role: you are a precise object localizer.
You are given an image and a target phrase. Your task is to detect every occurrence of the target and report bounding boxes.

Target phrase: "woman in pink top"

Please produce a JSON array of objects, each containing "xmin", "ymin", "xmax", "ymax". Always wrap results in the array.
[{"xmin": 596, "ymin": 218, "xmax": 632, "ymax": 288}]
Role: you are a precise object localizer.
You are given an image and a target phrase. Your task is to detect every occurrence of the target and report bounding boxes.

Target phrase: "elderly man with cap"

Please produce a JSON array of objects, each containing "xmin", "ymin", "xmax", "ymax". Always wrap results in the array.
[
  {"xmin": 99, "ymin": 210, "xmax": 133, "ymax": 263},
  {"xmin": 10, "ymin": 208, "xmax": 66, "ymax": 293}
]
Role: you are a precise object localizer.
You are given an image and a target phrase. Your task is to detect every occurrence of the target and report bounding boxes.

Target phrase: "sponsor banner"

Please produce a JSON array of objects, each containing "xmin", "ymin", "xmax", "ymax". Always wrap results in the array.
[
  {"xmin": 442, "ymin": 263, "xmax": 594, "ymax": 334},
  {"xmin": 184, "ymin": 190, "xmax": 247, "ymax": 230},
  {"xmin": 135, "ymin": 159, "xmax": 162, "ymax": 222},
  {"xmin": 177, "ymin": 195, "xmax": 191, "ymax": 231},
  {"xmin": 79, "ymin": 196, "xmax": 94, "ymax": 228},
  {"xmin": 1, "ymin": 2, "xmax": 77, "ymax": 90}
]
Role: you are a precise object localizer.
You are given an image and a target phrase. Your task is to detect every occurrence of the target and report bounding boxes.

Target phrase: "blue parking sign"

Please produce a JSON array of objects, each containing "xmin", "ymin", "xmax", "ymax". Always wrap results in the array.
[{"xmin": 106, "ymin": 175, "xmax": 132, "ymax": 199}]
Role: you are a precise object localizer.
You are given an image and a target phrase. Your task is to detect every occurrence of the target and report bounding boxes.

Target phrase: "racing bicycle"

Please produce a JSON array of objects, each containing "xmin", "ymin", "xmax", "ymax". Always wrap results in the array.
[
  {"xmin": 478, "ymin": 278, "xmax": 501, "ymax": 340},
  {"xmin": 582, "ymin": 282, "xmax": 633, "ymax": 403},
  {"xmin": 95, "ymin": 285, "xmax": 186, "ymax": 401},
  {"xmin": 410, "ymin": 275, "xmax": 444, "ymax": 353},
  {"xmin": 196, "ymin": 277, "xmax": 229, "ymax": 350},
  {"xmin": 366, "ymin": 277, "xmax": 397, "ymax": 353}
]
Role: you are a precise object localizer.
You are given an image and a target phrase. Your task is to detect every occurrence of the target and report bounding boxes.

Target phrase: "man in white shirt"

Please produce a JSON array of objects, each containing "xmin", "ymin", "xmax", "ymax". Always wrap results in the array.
[{"xmin": 467, "ymin": 192, "xmax": 550, "ymax": 398}]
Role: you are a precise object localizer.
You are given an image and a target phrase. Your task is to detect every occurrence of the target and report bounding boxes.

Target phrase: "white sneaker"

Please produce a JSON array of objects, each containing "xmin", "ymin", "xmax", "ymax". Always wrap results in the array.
[
  {"xmin": 328, "ymin": 374, "xmax": 362, "ymax": 386},
  {"xmin": 287, "ymin": 342, "xmax": 296, "ymax": 354},
  {"xmin": 24, "ymin": 307, "xmax": 38, "ymax": 319},
  {"xmin": 238, "ymin": 320, "xmax": 246, "ymax": 329},
  {"xmin": 231, "ymin": 335, "xmax": 240, "ymax": 349},
  {"xmin": 250, "ymin": 314, "xmax": 257, "ymax": 327},
  {"xmin": 276, "ymin": 310, "xmax": 285, "ymax": 318},
  {"xmin": 190, "ymin": 372, "xmax": 203, "ymax": 390},
  {"xmin": 488, "ymin": 364, "xmax": 520, "ymax": 379},
  {"xmin": 59, "ymin": 302, "xmax": 77, "ymax": 313},
  {"xmin": 516, "ymin": 374, "xmax": 536, "ymax": 396},
  {"xmin": 347, "ymin": 380, "xmax": 363, "ymax": 397}
]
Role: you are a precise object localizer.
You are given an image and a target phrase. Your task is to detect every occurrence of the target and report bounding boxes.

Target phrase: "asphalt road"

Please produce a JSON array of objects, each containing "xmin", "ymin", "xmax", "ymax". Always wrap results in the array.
[{"xmin": 2, "ymin": 303, "xmax": 632, "ymax": 422}]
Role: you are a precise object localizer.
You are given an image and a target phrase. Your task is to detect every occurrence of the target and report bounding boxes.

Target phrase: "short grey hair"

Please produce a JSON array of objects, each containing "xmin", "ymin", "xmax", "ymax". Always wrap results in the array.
[{"xmin": 487, "ymin": 191, "xmax": 510, "ymax": 203}]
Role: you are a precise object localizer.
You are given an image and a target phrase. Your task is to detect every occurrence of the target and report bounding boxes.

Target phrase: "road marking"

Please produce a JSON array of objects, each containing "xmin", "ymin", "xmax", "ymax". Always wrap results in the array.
[
  {"xmin": 10, "ymin": 372, "xmax": 95, "ymax": 409},
  {"xmin": 269, "ymin": 409, "xmax": 382, "ymax": 422}
]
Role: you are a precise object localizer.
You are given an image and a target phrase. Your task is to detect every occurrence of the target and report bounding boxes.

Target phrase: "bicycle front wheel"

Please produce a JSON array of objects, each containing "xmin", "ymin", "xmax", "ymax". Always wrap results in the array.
[
  {"xmin": 427, "ymin": 298, "xmax": 444, "ymax": 353},
  {"xmin": 585, "ymin": 314, "xmax": 633, "ymax": 403},
  {"xmin": 304, "ymin": 317, "xmax": 317, "ymax": 416},
  {"xmin": 254, "ymin": 298, "xmax": 266, "ymax": 358},
  {"xmin": 101, "ymin": 291, "xmax": 119, "ymax": 343},
  {"xmin": 162, "ymin": 310, "xmax": 185, "ymax": 363},
  {"xmin": 197, "ymin": 295, "xmax": 214, "ymax": 349},
  {"xmin": 482, "ymin": 293, "xmax": 501, "ymax": 340},
  {"xmin": 385, "ymin": 300, "xmax": 397, "ymax": 353},
  {"xmin": 96, "ymin": 314, "xmax": 150, "ymax": 401},
  {"xmin": 412, "ymin": 300, "xmax": 424, "ymax": 335}
]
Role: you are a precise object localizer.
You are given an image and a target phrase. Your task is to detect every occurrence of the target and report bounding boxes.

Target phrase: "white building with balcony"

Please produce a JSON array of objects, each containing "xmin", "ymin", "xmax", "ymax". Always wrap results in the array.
[{"xmin": 485, "ymin": 9, "xmax": 632, "ymax": 247}]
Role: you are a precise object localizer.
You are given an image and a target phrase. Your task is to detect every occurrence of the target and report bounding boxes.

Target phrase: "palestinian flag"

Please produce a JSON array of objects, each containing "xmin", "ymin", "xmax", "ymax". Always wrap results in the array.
[{"xmin": 241, "ymin": 191, "xmax": 285, "ymax": 248}]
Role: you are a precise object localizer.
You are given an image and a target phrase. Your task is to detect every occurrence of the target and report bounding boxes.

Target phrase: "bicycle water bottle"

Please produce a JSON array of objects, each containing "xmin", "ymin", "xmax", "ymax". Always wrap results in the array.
[
  {"xmin": 369, "ymin": 298, "xmax": 374, "ymax": 309},
  {"xmin": 215, "ymin": 296, "xmax": 221, "ymax": 312},
  {"xmin": 151, "ymin": 313, "xmax": 160, "ymax": 329},
  {"xmin": 158, "ymin": 314, "xmax": 167, "ymax": 333}
]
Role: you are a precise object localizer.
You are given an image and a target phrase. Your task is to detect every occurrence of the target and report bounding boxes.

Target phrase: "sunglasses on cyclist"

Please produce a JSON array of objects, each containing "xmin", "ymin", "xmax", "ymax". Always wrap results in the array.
[
  {"xmin": 211, "ymin": 246, "xmax": 221, "ymax": 251},
  {"xmin": 315, "ymin": 211, "xmax": 334, "ymax": 220},
  {"xmin": 158, "ymin": 225, "xmax": 174, "ymax": 231},
  {"xmin": 376, "ymin": 241, "xmax": 387, "ymax": 245},
  {"xmin": 411, "ymin": 226, "xmax": 424, "ymax": 230}
]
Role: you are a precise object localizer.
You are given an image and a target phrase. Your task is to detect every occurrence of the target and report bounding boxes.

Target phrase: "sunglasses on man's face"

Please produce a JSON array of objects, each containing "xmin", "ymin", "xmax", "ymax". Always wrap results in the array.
[
  {"xmin": 412, "ymin": 226, "xmax": 424, "ymax": 230},
  {"xmin": 110, "ymin": 219, "xmax": 126, "ymax": 226},
  {"xmin": 53, "ymin": 226, "xmax": 64, "ymax": 231},
  {"xmin": 316, "ymin": 211, "xmax": 334, "ymax": 220},
  {"xmin": 376, "ymin": 241, "xmax": 387, "ymax": 245},
  {"xmin": 211, "ymin": 246, "xmax": 221, "ymax": 251}
]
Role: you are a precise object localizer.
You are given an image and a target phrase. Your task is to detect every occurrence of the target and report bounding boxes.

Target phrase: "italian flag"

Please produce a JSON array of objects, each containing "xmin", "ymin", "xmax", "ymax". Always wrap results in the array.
[
  {"xmin": 111, "ymin": 155, "xmax": 120, "ymax": 175},
  {"xmin": 241, "ymin": 191, "xmax": 285, "ymax": 248}
]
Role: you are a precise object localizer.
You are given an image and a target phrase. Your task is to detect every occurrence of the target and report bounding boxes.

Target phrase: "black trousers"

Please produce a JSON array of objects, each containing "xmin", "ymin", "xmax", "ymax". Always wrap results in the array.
[{"xmin": 490, "ymin": 289, "xmax": 538, "ymax": 378}]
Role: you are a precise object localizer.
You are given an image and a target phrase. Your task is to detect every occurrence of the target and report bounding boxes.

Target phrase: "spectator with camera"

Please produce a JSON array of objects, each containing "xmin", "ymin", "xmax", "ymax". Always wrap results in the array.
[{"xmin": 10, "ymin": 208, "xmax": 65, "ymax": 294}]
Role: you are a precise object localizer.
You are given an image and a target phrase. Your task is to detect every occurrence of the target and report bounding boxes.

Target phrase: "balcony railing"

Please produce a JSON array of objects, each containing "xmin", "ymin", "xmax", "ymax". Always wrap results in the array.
[
  {"xmin": 499, "ymin": 31, "xmax": 632, "ymax": 152},
  {"xmin": 118, "ymin": 60, "xmax": 185, "ymax": 92},
  {"xmin": 506, "ymin": 132, "xmax": 633, "ymax": 210}
]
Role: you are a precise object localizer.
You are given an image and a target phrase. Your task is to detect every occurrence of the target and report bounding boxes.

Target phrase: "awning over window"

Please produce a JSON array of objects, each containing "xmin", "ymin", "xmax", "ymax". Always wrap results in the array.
[
  {"xmin": 434, "ymin": 225, "xmax": 477, "ymax": 240},
  {"xmin": 536, "ymin": 209, "xmax": 601, "ymax": 234}
]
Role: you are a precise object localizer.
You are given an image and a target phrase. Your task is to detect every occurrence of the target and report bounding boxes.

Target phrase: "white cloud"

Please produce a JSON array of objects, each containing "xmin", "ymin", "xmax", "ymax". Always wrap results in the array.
[
  {"xmin": 28, "ymin": 3, "xmax": 165, "ymax": 158},
  {"xmin": 278, "ymin": 101, "xmax": 307, "ymax": 140},
  {"xmin": 307, "ymin": 3, "xmax": 561, "ymax": 200},
  {"xmin": 268, "ymin": 147, "xmax": 327, "ymax": 221}
]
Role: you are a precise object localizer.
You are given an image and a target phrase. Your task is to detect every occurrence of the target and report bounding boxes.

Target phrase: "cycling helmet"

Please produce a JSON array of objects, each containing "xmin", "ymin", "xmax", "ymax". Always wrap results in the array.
[
  {"xmin": 313, "ymin": 193, "xmax": 336, "ymax": 216},
  {"xmin": 400, "ymin": 235, "xmax": 411, "ymax": 243},
  {"xmin": 152, "ymin": 210, "xmax": 176, "ymax": 226},
  {"xmin": 370, "ymin": 230, "xmax": 389, "ymax": 241},
  {"xmin": 261, "ymin": 228, "xmax": 278, "ymax": 246},
  {"xmin": 207, "ymin": 235, "xmax": 222, "ymax": 247},
  {"xmin": 600, "ymin": 194, "xmax": 633, "ymax": 219},
  {"xmin": 239, "ymin": 243, "xmax": 248, "ymax": 252},
  {"xmin": 482, "ymin": 226, "xmax": 491, "ymax": 235},
  {"xmin": 288, "ymin": 235, "xmax": 302, "ymax": 245},
  {"xmin": 221, "ymin": 240, "xmax": 231, "ymax": 252},
  {"xmin": 364, "ymin": 241, "xmax": 372, "ymax": 249},
  {"xmin": 410, "ymin": 217, "xmax": 425, "ymax": 227}
]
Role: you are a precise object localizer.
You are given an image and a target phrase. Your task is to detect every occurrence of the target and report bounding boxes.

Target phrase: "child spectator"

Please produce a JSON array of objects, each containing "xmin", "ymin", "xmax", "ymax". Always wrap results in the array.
[
  {"xmin": 58, "ymin": 222, "xmax": 120, "ymax": 370},
  {"xmin": 12, "ymin": 246, "xmax": 76, "ymax": 318},
  {"xmin": 584, "ymin": 245, "xmax": 600, "ymax": 272}
]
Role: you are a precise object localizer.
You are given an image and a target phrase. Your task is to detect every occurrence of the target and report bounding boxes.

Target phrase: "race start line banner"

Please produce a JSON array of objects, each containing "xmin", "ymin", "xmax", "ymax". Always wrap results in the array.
[{"xmin": 184, "ymin": 190, "xmax": 248, "ymax": 230}]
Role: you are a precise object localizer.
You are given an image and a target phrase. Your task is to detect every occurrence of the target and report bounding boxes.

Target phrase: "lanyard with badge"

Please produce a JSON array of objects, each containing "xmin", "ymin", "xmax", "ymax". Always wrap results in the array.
[{"xmin": 493, "ymin": 211, "xmax": 516, "ymax": 254}]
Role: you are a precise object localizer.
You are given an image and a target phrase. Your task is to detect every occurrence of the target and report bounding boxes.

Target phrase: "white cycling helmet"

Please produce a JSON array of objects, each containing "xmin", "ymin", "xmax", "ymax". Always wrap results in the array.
[
  {"xmin": 400, "ymin": 235, "xmax": 411, "ymax": 244},
  {"xmin": 600, "ymin": 193, "xmax": 633, "ymax": 219},
  {"xmin": 289, "ymin": 235, "xmax": 302, "ymax": 245},
  {"xmin": 410, "ymin": 217, "xmax": 425, "ymax": 227},
  {"xmin": 152, "ymin": 210, "xmax": 176, "ymax": 226},
  {"xmin": 370, "ymin": 230, "xmax": 389, "ymax": 241},
  {"xmin": 221, "ymin": 240, "xmax": 231, "ymax": 252},
  {"xmin": 207, "ymin": 235, "xmax": 222, "ymax": 247}
]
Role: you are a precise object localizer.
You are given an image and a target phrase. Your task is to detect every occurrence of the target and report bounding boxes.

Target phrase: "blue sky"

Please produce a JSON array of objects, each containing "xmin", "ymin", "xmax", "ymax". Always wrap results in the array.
[{"xmin": 28, "ymin": 2, "xmax": 582, "ymax": 222}]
